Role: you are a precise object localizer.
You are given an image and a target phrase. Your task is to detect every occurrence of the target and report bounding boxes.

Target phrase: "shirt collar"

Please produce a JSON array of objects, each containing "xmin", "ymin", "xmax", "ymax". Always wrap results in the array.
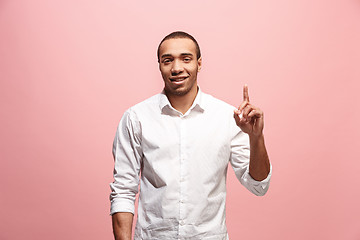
[{"xmin": 159, "ymin": 86, "xmax": 206, "ymax": 114}]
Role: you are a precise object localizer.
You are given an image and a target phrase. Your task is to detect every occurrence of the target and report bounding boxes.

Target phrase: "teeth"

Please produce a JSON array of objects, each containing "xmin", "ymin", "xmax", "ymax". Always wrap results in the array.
[{"xmin": 172, "ymin": 77, "xmax": 186, "ymax": 81}]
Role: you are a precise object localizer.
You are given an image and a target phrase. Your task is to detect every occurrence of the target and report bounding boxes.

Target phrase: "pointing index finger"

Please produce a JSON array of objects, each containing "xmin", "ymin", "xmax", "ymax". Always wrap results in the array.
[{"xmin": 243, "ymin": 84, "xmax": 250, "ymax": 102}]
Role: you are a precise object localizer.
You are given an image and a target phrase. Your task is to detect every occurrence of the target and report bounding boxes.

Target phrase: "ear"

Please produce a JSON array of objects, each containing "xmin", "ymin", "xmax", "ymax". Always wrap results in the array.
[{"xmin": 197, "ymin": 57, "xmax": 202, "ymax": 72}]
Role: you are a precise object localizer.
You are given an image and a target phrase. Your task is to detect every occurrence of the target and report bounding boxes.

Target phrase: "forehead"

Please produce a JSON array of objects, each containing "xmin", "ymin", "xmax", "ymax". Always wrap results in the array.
[{"xmin": 159, "ymin": 38, "xmax": 197, "ymax": 57}]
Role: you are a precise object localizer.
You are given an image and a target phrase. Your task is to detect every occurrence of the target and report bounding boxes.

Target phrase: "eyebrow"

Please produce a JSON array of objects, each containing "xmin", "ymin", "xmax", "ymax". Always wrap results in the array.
[{"xmin": 161, "ymin": 53, "xmax": 194, "ymax": 59}]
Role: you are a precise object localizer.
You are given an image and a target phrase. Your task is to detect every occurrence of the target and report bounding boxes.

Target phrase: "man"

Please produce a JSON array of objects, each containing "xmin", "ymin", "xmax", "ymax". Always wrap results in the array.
[{"xmin": 109, "ymin": 31, "xmax": 272, "ymax": 240}]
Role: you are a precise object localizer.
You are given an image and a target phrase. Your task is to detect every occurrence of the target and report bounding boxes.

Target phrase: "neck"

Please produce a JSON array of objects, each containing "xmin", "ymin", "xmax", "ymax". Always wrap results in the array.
[{"xmin": 166, "ymin": 86, "xmax": 198, "ymax": 115}]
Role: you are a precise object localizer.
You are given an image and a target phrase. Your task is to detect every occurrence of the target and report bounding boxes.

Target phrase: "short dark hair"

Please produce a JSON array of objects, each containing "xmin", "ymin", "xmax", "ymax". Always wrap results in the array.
[{"xmin": 157, "ymin": 31, "xmax": 201, "ymax": 62}]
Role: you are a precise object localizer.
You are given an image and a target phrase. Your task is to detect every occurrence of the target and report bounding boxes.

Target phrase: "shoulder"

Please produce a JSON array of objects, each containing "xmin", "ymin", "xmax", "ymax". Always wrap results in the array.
[
  {"xmin": 123, "ymin": 93, "xmax": 162, "ymax": 121},
  {"xmin": 201, "ymin": 91, "xmax": 243, "ymax": 136},
  {"xmin": 201, "ymin": 92, "xmax": 237, "ymax": 112},
  {"xmin": 126, "ymin": 93, "xmax": 160, "ymax": 112},
  {"xmin": 131, "ymin": 94, "xmax": 161, "ymax": 109}
]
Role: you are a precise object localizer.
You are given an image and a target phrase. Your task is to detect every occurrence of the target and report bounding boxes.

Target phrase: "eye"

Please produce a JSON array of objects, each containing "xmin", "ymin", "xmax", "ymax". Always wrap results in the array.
[
  {"xmin": 183, "ymin": 58, "xmax": 191, "ymax": 62},
  {"xmin": 163, "ymin": 59, "xmax": 172, "ymax": 64}
]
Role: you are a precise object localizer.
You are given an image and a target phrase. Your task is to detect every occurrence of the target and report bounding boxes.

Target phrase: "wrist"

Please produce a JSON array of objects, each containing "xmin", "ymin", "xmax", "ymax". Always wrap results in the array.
[{"xmin": 249, "ymin": 133, "xmax": 264, "ymax": 142}]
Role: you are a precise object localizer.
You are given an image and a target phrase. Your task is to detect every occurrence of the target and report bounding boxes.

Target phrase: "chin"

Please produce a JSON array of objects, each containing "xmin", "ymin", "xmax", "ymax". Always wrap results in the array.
[{"xmin": 166, "ymin": 87, "xmax": 191, "ymax": 96}]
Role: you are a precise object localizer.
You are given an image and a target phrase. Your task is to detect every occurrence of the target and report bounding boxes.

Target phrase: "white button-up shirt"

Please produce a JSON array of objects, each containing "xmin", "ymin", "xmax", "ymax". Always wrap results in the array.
[{"xmin": 110, "ymin": 88, "xmax": 272, "ymax": 239}]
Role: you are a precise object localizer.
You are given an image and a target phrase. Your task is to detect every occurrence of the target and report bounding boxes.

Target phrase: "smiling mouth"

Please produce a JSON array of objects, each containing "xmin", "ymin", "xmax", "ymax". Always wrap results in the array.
[{"xmin": 170, "ymin": 76, "xmax": 189, "ymax": 82}]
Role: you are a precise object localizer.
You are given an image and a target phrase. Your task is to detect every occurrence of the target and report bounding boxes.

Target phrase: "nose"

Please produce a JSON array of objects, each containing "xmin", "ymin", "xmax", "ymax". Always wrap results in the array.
[{"xmin": 171, "ymin": 59, "xmax": 184, "ymax": 75}]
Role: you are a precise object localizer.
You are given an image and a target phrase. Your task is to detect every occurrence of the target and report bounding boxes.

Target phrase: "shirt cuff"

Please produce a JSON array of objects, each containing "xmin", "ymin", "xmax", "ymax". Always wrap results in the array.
[
  {"xmin": 242, "ymin": 164, "xmax": 272, "ymax": 196},
  {"xmin": 110, "ymin": 199, "xmax": 135, "ymax": 216}
]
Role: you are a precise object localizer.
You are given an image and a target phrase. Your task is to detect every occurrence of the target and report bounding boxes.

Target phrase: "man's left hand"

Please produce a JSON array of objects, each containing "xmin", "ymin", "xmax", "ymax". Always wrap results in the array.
[{"xmin": 234, "ymin": 84, "xmax": 264, "ymax": 137}]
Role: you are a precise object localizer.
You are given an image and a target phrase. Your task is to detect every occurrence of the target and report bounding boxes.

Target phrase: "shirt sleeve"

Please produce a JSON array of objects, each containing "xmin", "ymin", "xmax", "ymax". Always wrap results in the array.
[
  {"xmin": 229, "ymin": 121, "xmax": 272, "ymax": 196},
  {"xmin": 109, "ymin": 109, "xmax": 142, "ymax": 215}
]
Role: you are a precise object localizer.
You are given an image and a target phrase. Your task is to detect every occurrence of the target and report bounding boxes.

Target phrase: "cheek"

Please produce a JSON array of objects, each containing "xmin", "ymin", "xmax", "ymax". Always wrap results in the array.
[
  {"xmin": 161, "ymin": 72, "xmax": 168, "ymax": 80},
  {"xmin": 160, "ymin": 67, "xmax": 169, "ymax": 76},
  {"xmin": 188, "ymin": 65, "xmax": 198, "ymax": 74}
]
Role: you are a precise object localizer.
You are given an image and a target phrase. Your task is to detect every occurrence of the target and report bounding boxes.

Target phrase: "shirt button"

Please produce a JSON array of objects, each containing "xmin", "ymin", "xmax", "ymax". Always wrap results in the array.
[{"xmin": 180, "ymin": 220, "xmax": 185, "ymax": 225}]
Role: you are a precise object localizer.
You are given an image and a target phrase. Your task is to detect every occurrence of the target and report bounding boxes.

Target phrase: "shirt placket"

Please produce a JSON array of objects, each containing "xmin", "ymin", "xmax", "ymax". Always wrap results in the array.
[{"xmin": 178, "ymin": 114, "xmax": 187, "ymax": 239}]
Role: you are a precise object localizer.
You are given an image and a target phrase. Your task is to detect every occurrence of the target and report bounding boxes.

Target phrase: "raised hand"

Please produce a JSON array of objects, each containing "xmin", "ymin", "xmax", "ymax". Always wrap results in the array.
[{"xmin": 234, "ymin": 84, "xmax": 264, "ymax": 137}]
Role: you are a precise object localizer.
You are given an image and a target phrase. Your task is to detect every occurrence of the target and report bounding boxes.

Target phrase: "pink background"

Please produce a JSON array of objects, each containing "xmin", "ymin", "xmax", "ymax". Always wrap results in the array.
[{"xmin": 1, "ymin": 0, "xmax": 360, "ymax": 239}]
